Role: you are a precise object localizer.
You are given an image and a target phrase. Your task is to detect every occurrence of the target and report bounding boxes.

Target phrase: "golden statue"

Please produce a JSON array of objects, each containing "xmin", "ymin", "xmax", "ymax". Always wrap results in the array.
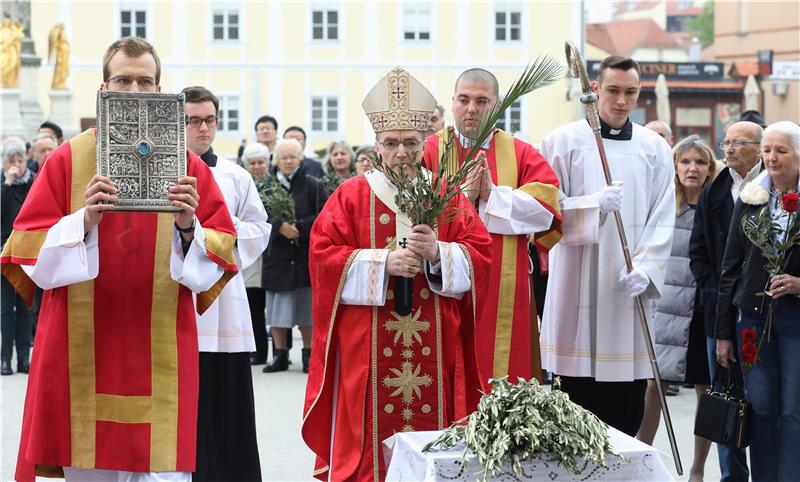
[
  {"xmin": 48, "ymin": 23, "xmax": 69, "ymax": 90},
  {"xmin": 0, "ymin": 18, "xmax": 24, "ymax": 88}
]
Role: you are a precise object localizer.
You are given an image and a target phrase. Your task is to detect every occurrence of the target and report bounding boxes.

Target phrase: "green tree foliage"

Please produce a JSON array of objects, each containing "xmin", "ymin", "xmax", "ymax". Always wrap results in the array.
[{"xmin": 687, "ymin": 1, "xmax": 714, "ymax": 48}]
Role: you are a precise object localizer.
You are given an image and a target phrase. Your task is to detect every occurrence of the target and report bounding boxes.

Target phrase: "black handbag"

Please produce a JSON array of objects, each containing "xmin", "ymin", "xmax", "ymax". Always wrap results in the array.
[{"xmin": 694, "ymin": 362, "xmax": 750, "ymax": 448}]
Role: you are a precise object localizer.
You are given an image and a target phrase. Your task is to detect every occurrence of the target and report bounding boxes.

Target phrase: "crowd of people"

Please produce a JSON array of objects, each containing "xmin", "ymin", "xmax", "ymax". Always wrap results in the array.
[{"xmin": 1, "ymin": 35, "xmax": 799, "ymax": 482}]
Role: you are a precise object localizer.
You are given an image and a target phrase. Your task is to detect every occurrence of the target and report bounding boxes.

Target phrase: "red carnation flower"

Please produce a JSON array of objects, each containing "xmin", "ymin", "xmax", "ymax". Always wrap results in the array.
[
  {"xmin": 781, "ymin": 192, "xmax": 799, "ymax": 213},
  {"xmin": 742, "ymin": 342, "xmax": 757, "ymax": 365},
  {"xmin": 742, "ymin": 328, "xmax": 758, "ymax": 344}
]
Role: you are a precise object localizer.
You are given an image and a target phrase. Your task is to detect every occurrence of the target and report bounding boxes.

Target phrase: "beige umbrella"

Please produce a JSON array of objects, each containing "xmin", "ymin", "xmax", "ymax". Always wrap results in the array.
[
  {"xmin": 744, "ymin": 74, "xmax": 761, "ymax": 111},
  {"xmin": 655, "ymin": 74, "xmax": 671, "ymax": 126}
]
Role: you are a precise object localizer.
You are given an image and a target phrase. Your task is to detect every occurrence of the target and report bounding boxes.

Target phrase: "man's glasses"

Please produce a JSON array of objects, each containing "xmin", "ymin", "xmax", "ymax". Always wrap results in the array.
[
  {"xmin": 185, "ymin": 116, "xmax": 219, "ymax": 128},
  {"xmin": 376, "ymin": 139, "xmax": 421, "ymax": 151},
  {"xmin": 107, "ymin": 76, "xmax": 157, "ymax": 90},
  {"xmin": 719, "ymin": 140, "xmax": 760, "ymax": 149}
]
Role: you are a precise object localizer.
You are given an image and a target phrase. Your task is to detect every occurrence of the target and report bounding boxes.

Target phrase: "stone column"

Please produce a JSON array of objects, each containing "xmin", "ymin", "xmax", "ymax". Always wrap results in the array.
[
  {"xmin": 48, "ymin": 90, "xmax": 80, "ymax": 139},
  {"xmin": 1, "ymin": 89, "xmax": 27, "ymax": 138}
]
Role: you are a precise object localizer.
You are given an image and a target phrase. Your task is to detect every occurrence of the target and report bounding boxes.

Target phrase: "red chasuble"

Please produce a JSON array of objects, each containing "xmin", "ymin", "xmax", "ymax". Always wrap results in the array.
[
  {"xmin": 0, "ymin": 129, "xmax": 237, "ymax": 481},
  {"xmin": 302, "ymin": 175, "xmax": 491, "ymax": 482},
  {"xmin": 424, "ymin": 128, "xmax": 561, "ymax": 385}
]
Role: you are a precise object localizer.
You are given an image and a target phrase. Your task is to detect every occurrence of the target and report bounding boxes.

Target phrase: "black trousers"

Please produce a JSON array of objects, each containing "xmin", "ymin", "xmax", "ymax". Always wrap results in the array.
[
  {"xmin": 246, "ymin": 287, "xmax": 267, "ymax": 360},
  {"xmin": 194, "ymin": 352, "xmax": 261, "ymax": 482},
  {"xmin": 1, "ymin": 276, "xmax": 32, "ymax": 363},
  {"xmin": 557, "ymin": 376, "xmax": 647, "ymax": 437}
]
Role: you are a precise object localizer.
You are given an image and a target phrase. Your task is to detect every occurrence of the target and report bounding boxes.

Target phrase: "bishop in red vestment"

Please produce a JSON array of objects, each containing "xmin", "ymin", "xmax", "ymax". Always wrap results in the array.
[
  {"xmin": 302, "ymin": 67, "xmax": 492, "ymax": 482},
  {"xmin": 424, "ymin": 69, "xmax": 562, "ymax": 385}
]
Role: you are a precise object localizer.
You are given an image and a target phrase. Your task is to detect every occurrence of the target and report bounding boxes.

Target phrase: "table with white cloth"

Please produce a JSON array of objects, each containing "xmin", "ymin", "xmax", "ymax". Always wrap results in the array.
[{"xmin": 383, "ymin": 427, "xmax": 673, "ymax": 481}]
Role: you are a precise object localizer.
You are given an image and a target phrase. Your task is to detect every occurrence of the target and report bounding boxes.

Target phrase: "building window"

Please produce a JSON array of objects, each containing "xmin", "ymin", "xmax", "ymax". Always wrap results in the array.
[
  {"xmin": 213, "ymin": 9, "xmax": 239, "ymax": 41},
  {"xmin": 217, "ymin": 96, "xmax": 240, "ymax": 132},
  {"xmin": 121, "ymin": 9, "xmax": 146, "ymax": 38},
  {"xmin": 496, "ymin": 100, "xmax": 521, "ymax": 133},
  {"xmin": 403, "ymin": 6, "xmax": 431, "ymax": 41},
  {"xmin": 312, "ymin": 9, "xmax": 339, "ymax": 41},
  {"xmin": 311, "ymin": 96, "xmax": 339, "ymax": 132},
  {"xmin": 495, "ymin": 9, "xmax": 521, "ymax": 41}
]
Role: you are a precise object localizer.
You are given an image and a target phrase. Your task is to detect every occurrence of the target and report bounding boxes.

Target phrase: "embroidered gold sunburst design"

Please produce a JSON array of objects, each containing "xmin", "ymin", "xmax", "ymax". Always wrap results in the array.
[
  {"xmin": 401, "ymin": 424, "xmax": 414, "ymax": 432},
  {"xmin": 382, "ymin": 361, "xmax": 432, "ymax": 404},
  {"xmin": 384, "ymin": 307, "xmax": 430, "ymax": 347},
  {"xmin": 385, "ymin": 236, "xmax": 396, "ymax": 249},
  {"xmin": 402, "ymin": 349, "xmax": 414, "ymax": 359},
  {"xmin": 401, "ymin": 407, "xmax": 414, "ymax": 421}
]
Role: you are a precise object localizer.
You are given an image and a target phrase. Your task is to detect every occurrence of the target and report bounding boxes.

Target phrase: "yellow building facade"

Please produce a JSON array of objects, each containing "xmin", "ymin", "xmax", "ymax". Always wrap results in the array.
[{"xmin": 31, "ymin": 1, "xmax": 584, "ymax": 157}]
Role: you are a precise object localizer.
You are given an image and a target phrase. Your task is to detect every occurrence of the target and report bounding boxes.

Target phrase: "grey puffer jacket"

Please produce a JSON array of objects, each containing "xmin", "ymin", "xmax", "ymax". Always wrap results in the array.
[{"xmin": 653, "ymin": 203, "xmax": 697, "ymax": 382}]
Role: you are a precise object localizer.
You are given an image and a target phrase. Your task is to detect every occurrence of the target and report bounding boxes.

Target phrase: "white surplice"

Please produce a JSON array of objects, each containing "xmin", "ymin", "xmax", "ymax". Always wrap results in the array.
[
  {"xmin": 195, "ymin": 157, "xmax": 270, "ymax": 352},
  {"xmin": 539, "ymin": 120, "xmax": 675, "ymax": 381}
]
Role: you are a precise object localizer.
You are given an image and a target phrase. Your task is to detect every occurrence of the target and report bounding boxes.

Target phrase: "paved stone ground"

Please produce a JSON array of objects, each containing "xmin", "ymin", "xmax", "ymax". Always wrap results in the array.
[{"xmin": 2, "ymin": 336, "xmax": 723, "ymax": 481}]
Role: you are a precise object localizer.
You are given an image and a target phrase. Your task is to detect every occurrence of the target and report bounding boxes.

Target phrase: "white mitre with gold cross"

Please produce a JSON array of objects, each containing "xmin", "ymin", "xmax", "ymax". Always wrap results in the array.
[{"xmin": 362, "ymin": 67, "xmax": 437, "ymax": 133}]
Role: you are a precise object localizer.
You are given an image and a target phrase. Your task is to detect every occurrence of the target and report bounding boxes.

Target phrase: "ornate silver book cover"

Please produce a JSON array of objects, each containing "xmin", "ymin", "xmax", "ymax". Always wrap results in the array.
[{"xmin": 96, "ymin": 91, "xmax": 186, "ymax": 212}]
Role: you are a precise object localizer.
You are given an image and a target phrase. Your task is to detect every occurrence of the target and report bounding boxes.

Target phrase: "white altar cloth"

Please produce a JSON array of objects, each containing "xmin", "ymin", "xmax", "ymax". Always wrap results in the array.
[{"xmin": 384, "ymin": 427, "xmax": 673, "ymax": 481}]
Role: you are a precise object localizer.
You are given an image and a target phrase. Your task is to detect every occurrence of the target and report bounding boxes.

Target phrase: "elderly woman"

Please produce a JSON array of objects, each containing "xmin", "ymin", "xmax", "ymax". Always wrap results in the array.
[
  {"xmin": 321, "ymin": 140, "xmax": 355, "ymax": 193},
  {"xmin": 716, "ymin": 121, "xmax": 800, "ymax": 481},
  {"xmin": 240, "ymin": 143, "xmax": 271, "ymax": 365},
  {"xmin": 262, "ymin": 138, "xmax": 328, "ymax": 373},
  {"xmin": 637, "ymin": 136, "xmax": 717, "ymax": 481},
  {"xmin": 355, "ymin": 144, "xmax": 376, "ymax": 175},
  {"xmin": 1, "ymin": 137, "xmax": 35, "ymax": 376}
]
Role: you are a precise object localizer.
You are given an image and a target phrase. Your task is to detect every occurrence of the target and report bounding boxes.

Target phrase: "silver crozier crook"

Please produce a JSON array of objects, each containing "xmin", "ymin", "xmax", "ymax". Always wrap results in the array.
[{"xmin": 563, "ymin": 41, "xmax": 683, "ymax": 476}]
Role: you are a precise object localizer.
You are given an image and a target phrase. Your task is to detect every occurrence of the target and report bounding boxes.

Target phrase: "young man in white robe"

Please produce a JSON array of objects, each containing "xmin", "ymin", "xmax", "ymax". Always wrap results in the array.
[
  {"xmin": 539, "ymin": 55, "xmax": 675, "ymax": 436},
  {"xmin": 181, "ymin": 86, "xmax": 270, "ymax": 481}
]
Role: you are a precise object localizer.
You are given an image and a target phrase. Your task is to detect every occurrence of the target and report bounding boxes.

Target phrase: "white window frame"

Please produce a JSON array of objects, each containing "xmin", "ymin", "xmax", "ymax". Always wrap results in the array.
[
  {"xmin": 119, "ymin": 7, "xmax": 148, "ymax": 39},
  {"xmin": 211, "ymin": 7, "xmax": 241, "ymax": 42},
  {"xmin": 216, "ymin": 94, "xmax": 241, "ymax": 134},
  {"xmin": 496, "ymin": 99, "xmax": 523, "ymax": 134},
  {"xmin": 494, "ymin": 6, "xmax": 522, "ymax": 43},
  {"xmin": 310, "ymin": 7, "xmax": 340, "ymax": 42},
  {"xmin": 401, "ymin": 5, "xmax": 432, "ymax": 42},
  {"xmin": 310, "ymin": 95, "xmax": 340, "ymax": 135}
]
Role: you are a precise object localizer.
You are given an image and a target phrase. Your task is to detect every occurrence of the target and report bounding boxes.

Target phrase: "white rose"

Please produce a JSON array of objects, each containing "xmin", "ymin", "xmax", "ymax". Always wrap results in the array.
[{"xmin": 740, "ymin": 181, "xmax": 769, "ymax": 205}]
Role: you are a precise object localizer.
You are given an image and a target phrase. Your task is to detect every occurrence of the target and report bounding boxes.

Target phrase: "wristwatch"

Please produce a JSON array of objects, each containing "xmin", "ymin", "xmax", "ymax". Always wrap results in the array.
[{"xmin": 174, "ymin": 221, "xmax": 195, "ymax": 234}]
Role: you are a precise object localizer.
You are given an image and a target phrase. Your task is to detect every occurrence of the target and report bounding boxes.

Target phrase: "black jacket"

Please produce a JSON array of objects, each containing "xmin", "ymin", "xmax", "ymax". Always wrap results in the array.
[
  {"xmin": 261, "ymin": 165, "xmax": 328, "ymax": 292},
  {"xmin": 689, "ymin": 167, "xmax": 736, "ymax": 336},
  {"xmin": 1, "ymin": 171, "xmax": 35, "ymax": 246},
  {"xmin": 715, "ymin": 198, "xmax": 800, "ymax": 340}
]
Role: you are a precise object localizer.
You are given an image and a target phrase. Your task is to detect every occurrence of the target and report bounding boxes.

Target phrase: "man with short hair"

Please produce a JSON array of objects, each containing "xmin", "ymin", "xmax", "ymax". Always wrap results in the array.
[
  {"xmin": 540, "ymin": 55, "xmax": 676, "ymax": 436},
  {"xmin": 255, "ymin": 115, "xmax": 278, "ymax": 158},
  {"xmin": 425, "ymin": 104, "xmax": 445, "ymax": 139},
  {"xmin": 303, "ymin": 67, "xmax": 492, "ymax": 481},
  {"xmin": 2, "ymin": 37, "xmax": 237, "ymax": 482},
  {"xmin": 181, "ymin": 85, "xmax": 269, "ymax": 482},
  {"xmin": 688, "ymin": 120, "xmax": 762, "ymax": 482},
  {"xmin": 38, "ymin": 120, "xmax": 64, "ymax": 145},
  {"xmin": 283, "ymin": 125, "xmax": 324, "ymax": 178},
  {"xmin": 27, "ymin": 133, "xmax": 57, "ymax": 173},
  {"xmin": 423, "ymin": 68, "xmax": 562, "ymax": 385},
  {"xmin": 645, "ymin": 120, "xmax": 674, "ymax": 147}
]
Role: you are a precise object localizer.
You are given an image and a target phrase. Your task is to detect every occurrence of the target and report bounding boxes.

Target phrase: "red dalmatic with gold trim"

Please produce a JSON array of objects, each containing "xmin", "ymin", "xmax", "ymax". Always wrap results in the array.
[
  {"xmin": 0, "ymin": 130, "xmax": 237, "ymax": 481},
  {"xmin": 424, "ymin": 128, "xmax": 561, "ymax": 385},
  {"xmin": 302, "ymin": 175, "xmax": 491, "ymax": 482}
]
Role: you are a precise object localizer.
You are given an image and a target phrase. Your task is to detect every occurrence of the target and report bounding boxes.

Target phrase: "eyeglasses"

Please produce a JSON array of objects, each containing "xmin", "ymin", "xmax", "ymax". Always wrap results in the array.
[
  {"xmin": 719, "ymin": 140, "xmax": 760, "ymax": 149},
  {"xmin": 376, "ymin": 139, "xmax": 421, "ymax": 151},
  {"xmin": 185, "ymin": 116, "xmax": 219, "ymax": 128},
  {"xmin": 107, "ymin": 75, "xmax": 157, "ymax": 90}
]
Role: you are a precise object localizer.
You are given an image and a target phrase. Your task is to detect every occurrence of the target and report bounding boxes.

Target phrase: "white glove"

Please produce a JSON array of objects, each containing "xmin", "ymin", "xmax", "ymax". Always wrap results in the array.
[
  {"xmin": 598, "ymin": 181, "xmax": 624, "ymax": 214},
  {"xmin": 619, "ymin": 265, "xmax": 649, "ymax": 298}
]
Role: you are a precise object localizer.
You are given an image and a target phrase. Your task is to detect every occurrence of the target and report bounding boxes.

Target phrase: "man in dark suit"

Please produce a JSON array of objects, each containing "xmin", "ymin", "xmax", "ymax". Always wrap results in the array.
[{"xmin": 689, "ymin": 120, "xmax": 763, "ymax": 482}]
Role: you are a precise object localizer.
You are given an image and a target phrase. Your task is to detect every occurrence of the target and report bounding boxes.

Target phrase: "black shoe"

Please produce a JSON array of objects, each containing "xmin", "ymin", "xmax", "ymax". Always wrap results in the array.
[
  {"xmin": 263, "ymin": 349, "xmax": 289, "ymax": 373},
  {"xmin": 302, "ymin": 348, "xmax": 311, "ymax": 374},
  {"xmin": 250, "ymin": 353, "xmax": 267, "ymax": 365},
  {"xmin": 17, "ymin": 359, "xmax": 30, "ymax": 374},
  {"xmin": 1, "ymin": 360, "xmax": 12, "ymax": 376}
]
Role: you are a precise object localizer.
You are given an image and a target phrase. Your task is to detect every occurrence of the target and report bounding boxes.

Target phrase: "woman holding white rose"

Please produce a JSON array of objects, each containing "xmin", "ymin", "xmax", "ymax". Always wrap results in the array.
[{"xmin": 715, "ymin": 121, "xmax": 800, "ymax": 482}]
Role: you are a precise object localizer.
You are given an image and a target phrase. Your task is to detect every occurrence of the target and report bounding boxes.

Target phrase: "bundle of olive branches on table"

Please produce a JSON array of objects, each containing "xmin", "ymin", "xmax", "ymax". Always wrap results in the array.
[
  {"xmin": 422, "ymin": 378, "xmax": 622, "ymax": 481},
  {"xmin": 370, "ymin": 56, "xmax": 563, "ymax": 228}
]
